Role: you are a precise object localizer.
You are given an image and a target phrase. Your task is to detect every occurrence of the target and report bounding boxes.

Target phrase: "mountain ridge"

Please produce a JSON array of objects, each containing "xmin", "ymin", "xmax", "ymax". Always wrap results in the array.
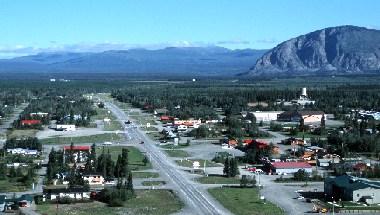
[
  {"xmin": 249, "ymin": 25, "xmax": 380, "ymax": 76},
  {"xmin": 0, "ymin": 47, "xmax": 267, "ymax": 76}
]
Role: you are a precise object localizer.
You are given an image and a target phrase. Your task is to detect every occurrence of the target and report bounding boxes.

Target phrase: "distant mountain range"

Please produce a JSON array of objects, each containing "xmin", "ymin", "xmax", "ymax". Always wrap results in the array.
[
  {"xmin": 0, "ymin": 47, "xmax": 267, "ymax": 77},
  {"xmin": 248, "ymin": 26, "xmax": 380, "ymax": 76}
]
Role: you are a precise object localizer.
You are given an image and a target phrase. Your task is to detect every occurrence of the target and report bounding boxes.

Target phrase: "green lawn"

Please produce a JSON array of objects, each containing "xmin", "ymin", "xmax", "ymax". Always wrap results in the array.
[
  {"xmin": 164, "ymin": 149, "xmax": 190, "ymax": 157},
  {"xmin": 146, "ymin": 132, "xmax": 162, "ymax": 140},
  {"xmin": 36, "ymin": 190, "xmax": 182, "ymax": 215},
  {"xmin": 141, "ymin": 181, "xmax": 166, "ymax": 186},
  {"xmin": 208, "ymin": 187, "xmax": 284, "ymax": 215},
  {"xmin": 196, "ymin": 176, "xmax": 240, "ymax": 184},
  {"xmin": 0, "ymin": 179, "xmax": 29, "ymax": 192},
  {"xmin": 160, "ymin": 144, "xmax": 189, "ymax": 149},
  {"xmin": 7, "ymin": 129, "xmax": 39, "ymax": 139},
  {"xmin": 40, "ymin": 133, "xmax": 123, "ymax": 145},
  {"xmin": 96, "ymin": 146, "xmax": 152, "ymax": 171},
  {"xmin": 175, "ymin": 159, "xmax": 222, "ymax": 168},
  {"xmin": 132, "ymin": 172, "xmax": 159, "ymax": 178}
]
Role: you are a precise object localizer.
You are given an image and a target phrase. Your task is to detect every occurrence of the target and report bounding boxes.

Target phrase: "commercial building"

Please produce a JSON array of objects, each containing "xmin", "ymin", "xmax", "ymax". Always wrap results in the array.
[
  {"xmin": 251, "ymin": 111, "xmax": 284, "ymax": 122},
  {"xmin": 6, "ymin": 148, "xmax": 38, "ymax": 156},
  {"xmin": 277, "ymin": 110, "xmax": 325, "ymax": 124},
  {"xmin": 55, "ymin": 124, "xmax": 76, "ymax": 131},
  {"xmin": 43, "ymin": 187, "xmax": 90, "ymax": 201},
  {"xmin": 325, "ymin": 175, "xmax": 380, "ymax": 204},
  {"xmin": 271, "ymin": 162, "xmax": 313, "ymax": 174}
]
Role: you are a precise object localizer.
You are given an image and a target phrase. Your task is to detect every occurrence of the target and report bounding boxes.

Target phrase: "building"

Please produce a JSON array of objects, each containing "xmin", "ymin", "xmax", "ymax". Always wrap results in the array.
[
  {"xmin": 174, "ymin": 119, "xmax": 201, "ymax": 128},
  {"xmin": 43, "ymin": 187, "xmax": 90, "ymax": 201},
  {"xmin": 0, "ymin": 195, "xmax": 5, "ymax": 212},
  {"xmin": 83, "ymin": 174, "xmax": 104, "ymax": 185},
  {"xmin": 325, "ymin": 175, "xmax": 380, "ymax": 204},
  {"xmin": 271, "ymin": 162, "xmax": 312, "ymax": 174},
  {"xmin": 6, "ymin": 148, "xmax": 38, "ymax": 155},
  {"xmin": 251, "ymin": 111, "xmax": 284, "ymax": 122},
  {"xmin": 55, "ymin": 124, "xmax": 76, "ymax": 131},
  {"xmin": 21, "ymin": 120, "xmax": 41, "ymax": 126},
  {"xmin": 277, "ymin": 110, "xmax": 325, "ymax": 124},
  {"xmin": 63, "ymin": 145, "xmax": 90, "ymax": 163}
]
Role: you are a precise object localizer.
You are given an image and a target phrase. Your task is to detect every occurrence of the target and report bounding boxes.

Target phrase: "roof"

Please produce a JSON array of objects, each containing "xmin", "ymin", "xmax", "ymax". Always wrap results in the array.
[
  {"xmin": 44, "ymin": 187, "xmax": 89, "ymax": 194},
  {"xmin": 63, "ymin": 145, "xmax": 90, "ymax": 151},
  {"xmin": 21, "ymin": 119, "xmax": 41, "ymax": 125},
  {"xmin": 279, "ymin": 110, "xmax": 324, "ymax": 117},
  {"xmin": 272, "ymin": 162, "xmax": 312, "ymax": 169},
  {"xmin": 325, "ymin": 175, "xmax": 380, "ymax": 190},
  {"xmin": 160, "ymin": 116, "xmax": 171, "ymax": 121}
]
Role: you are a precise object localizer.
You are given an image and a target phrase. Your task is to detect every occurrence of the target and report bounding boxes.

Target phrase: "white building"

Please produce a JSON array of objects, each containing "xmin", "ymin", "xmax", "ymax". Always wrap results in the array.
[
  {"xmin": 83, "ymin": 174, "xmax": 104, "ymax": 185},
  {"xmin": 56, "ymin": 124, "xmax": 76, "ymax": 131},
  {"xmin": 44, "ymin": 188, "xmax": 90, "ymax": 201},
  {"xmin": 251, "ymin": 111, "xmax": 284, "ymax": 122},
  {"xmin": 6, "ymin": 148, "xmax": 38, "ymax": 156},
  {"xmin": 177, "ymin": 125, "xmax": 188, "ymax": 132}
]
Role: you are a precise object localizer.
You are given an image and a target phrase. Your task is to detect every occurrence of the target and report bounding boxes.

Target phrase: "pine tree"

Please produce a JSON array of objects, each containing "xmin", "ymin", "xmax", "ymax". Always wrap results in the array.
[{"xmin": 223, "ymin": 157, "xmax": 230, "ymax": 177}]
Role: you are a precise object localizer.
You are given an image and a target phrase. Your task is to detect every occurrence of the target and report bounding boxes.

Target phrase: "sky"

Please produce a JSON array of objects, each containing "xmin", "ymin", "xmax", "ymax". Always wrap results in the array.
[{"xmin": 0, "ymin": 0, "xmax": 379, "ymax": 58}]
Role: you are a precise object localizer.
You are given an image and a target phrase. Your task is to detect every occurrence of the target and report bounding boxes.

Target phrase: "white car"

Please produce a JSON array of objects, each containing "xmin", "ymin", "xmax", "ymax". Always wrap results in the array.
[{"xmin": 103, "ymin": 141, "xmax": 113, "ymax": 145}]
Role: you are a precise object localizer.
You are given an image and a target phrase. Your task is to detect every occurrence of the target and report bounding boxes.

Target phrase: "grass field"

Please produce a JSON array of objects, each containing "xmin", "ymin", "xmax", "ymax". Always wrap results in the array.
[
  {"xmin": 159, "ymin": 144, "xmax": 189, "ymax": 149},
  {"xmin": 96, "ymin": 146, "xmax": 152, "ymax": 171},
  {"xmin": 141, "ymin": 181, "xmax": 166, "ymax": 186},
  {"xmin": 164, "ymin": 149, "xmax": 190, "ymax": 157},
  {"xmin": 36, "ymin": 190, "xmax": 183, "ymax": 215},
  {"xmin": 0, "ymin": 179, "xmax": 29, "ymax": 192},
  {"xmin": 196, "ymin": 176, "xmax": 240, "ymax": 184},
  {"xmin": 40, "ymin": 133, "xmax": 123, "ymax": 145},
  {"xmin": 7, "ymin": 129, "xmax": 39, "ymax": 139},
  {"xmin": 132, "ymin": 172, "xmax": 159, "ymax": 178},
  {"xmin": 175, "ymin": 159, "xmax": 222, "ymax": 168},
  {"xmin": 208, "ymin": 187, "xmax": 284, "ymax": 215}
]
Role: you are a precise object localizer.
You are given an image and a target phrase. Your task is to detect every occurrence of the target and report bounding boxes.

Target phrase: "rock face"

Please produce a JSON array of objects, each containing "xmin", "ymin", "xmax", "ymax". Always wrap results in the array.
[{"xmin": 250, "ymin": 26, "xmax": 380, "ymax": 75}]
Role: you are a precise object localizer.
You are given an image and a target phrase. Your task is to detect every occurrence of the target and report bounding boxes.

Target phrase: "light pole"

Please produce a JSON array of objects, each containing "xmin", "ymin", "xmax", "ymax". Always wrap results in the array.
[{"xmin": 332, "ymin": 197, "xmax": 335, "ymax": 215}]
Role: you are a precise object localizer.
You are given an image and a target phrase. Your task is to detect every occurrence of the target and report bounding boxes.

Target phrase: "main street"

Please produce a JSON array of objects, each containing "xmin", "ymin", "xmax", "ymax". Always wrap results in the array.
[{"xmin": 105, "ymin": 101, "xmax": 233, "ymax": 215}]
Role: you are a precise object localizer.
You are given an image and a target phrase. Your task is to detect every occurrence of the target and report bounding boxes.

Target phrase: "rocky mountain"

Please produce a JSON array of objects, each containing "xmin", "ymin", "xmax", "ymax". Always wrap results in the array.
[
  {"xmin": 0, "ymin": 47, "xmax": 267, "ymax": 77},
  {"xmin": 249, "ymin": 26, "xmax": 380, "ymax": 75}
]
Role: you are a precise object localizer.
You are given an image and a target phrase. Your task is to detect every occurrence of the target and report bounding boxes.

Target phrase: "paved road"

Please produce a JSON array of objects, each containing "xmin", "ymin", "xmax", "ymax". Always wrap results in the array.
[{"xmin": 105, "ymin": 101, "xmax": 233, "ymax": 215}]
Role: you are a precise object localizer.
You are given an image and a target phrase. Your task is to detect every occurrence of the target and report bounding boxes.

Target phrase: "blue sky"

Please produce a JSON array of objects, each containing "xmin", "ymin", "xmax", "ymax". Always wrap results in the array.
[{"xmin": 0, "ymin": 0, "xmax": 379, "ymax": 57}]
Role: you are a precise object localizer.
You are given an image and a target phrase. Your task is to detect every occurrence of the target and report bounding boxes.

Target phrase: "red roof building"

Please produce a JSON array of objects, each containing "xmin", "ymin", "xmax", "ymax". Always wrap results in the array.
[
  {"xmin": 63, "ymin": 146, "xmax": 91, "ymax": 151},
  {"xmin": 243, "ymin": 139, "xmax": 268, "ymax": 149},
  {"xmin": 271, "ymin": 162, "xmax": 312, "ymax": 174},
  {"xmin": 160, "ymin": 116, "xmax": 171, "ymax": 121},
  {"xmin": 21, "ymin": 120, "xmax": 41, "ymax": 126}
]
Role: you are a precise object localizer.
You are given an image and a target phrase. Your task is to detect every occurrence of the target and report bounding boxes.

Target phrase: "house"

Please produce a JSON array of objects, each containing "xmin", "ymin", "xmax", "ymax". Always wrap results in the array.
[
  {"xmin": 83, "ymin": 174, "xmax": 104, "ymax": 185},
  {"xmin": 177, "ymin": 125, "xmax": 188, "ymax": 132},
  {"xmin": 277, "ymin": 110, "xmax": 325, "ymax": 124},
  {"xmin": 43, "ymin": 187, "xmax": 90, "ymax": 201},
  {"xmin": 21, "ymin": 119, "xmax": 41, "ymax": 126},
  {"xmin": 17, "ymin": 194, "xmax": 33, "ymax": 207},
  {"xmin": 271, "ymin": 162, "xmax": 312, "ymax": 174},
  {"xmin": 55, "ymin": 124, "xmax": 76, "ymax": 131},
  {"xmin": 325, "ymin": 175, "xmax": 380, "ymax": 204},
  {"xmin": 251, "ymin": 111, "xmax": 284, "ymax": 122},
  {"xmin": 154, "ymin": 108, "xmax": 168, "ymax": 116},
  {"xmin": 317, "ymin": 154, "xmax": 341, "ymax": 167},
  {"xmin": 0, "ymin": 195, "xmax": 6, "ymax": 212}
]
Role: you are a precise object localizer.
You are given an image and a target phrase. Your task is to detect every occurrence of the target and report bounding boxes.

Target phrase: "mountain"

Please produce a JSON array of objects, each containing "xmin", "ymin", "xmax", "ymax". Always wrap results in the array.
[
  {"xmin": 249, "ymin": 26, "xmax": 380, "ymax": 76},
  {"xmin": 0, "ymin": 47, "xmax": 267, "ymax": 76}
]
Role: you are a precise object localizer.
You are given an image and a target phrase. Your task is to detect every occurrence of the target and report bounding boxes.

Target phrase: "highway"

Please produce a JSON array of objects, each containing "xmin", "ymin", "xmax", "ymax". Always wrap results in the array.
[{"xmin": 105, "ymin": 101, "xmax": 233, "ymax": 215}]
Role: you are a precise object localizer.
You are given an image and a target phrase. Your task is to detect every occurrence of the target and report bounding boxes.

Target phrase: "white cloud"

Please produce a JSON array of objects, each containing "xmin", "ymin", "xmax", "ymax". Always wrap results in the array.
[
  {"xmin": 254, "ymin": 38, "xmax": 278, "ymax": 44},
  {"xmin": 0, "ymin": 40, "xmax": 249, "ymax": 58}
]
